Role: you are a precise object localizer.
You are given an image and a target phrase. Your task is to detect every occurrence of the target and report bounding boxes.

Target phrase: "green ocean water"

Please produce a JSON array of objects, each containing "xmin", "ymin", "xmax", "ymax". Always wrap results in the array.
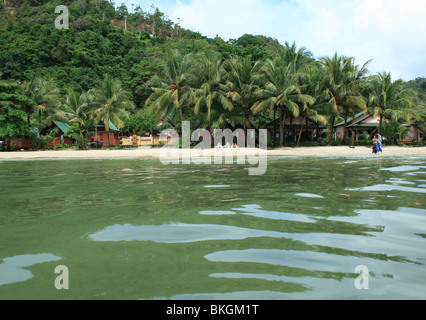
[{"xmin": 0, "ymin": 155, "xmax": 425, "ymax": 300}]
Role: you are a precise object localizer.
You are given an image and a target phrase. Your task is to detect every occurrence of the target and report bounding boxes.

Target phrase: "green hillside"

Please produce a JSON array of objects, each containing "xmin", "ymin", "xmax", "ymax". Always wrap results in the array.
[{"xmin": 0, "ymin": 0, "xmax": 424, "ymax": 149}]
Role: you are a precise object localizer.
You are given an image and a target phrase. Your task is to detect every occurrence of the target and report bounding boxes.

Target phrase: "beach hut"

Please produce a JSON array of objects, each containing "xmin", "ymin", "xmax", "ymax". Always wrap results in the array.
[
  {"xmin": 7, "ymin": 135, "xmax": 32, "ymax": 150},
  {"xmin": 334, "ymin": 112, "xmax": 423, "ymax": 142},
  {"xmin": 334, "ymin": 112, "xmax": 380, "ymax": 141},
  {"xmin": 90, "ymin": 121, "xmax": 121, "ymax": 147},
  {"xmin": 44, "ymin": 121, "xmax": 73, "ymax": 147},
  {"xmin": 266, "ymin": 116, "xmax": 326, "ymax": 143}
]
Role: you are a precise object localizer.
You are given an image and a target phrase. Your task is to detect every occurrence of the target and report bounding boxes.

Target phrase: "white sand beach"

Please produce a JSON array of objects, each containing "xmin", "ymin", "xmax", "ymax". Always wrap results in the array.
[{"xmin": 0, "ymin": 146, "xmax": 425, "ymax": 160}]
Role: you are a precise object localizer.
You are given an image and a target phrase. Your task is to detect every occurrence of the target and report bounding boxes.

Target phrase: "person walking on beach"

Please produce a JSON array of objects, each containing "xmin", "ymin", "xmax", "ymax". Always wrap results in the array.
[
  {"xmin": 372, "ymin": 135, "xmax": 378, "ymax": 154},
  {"xmin": 376, "ymin": 134, "xmax": 383, "ymax": 154}
]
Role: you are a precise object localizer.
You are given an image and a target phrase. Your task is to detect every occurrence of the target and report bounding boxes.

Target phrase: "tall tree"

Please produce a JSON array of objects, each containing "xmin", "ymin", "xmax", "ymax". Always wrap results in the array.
[
  {"xmin": 252, "ymin": 46, "xmax": 315, "ymax": 146},
  {"xmin": 146, "ymin": 49, "xmax": 193, "ymax": 128},
  {"xmin": 296, "ymin": 65, "xmax": 328, "ymax": 146},
  {"xmin": 191, "ymin": 53, "xmax": 233, "ymax": 129},
  {"xmin": 223, "ymin": 55, "xmax": 261, "ymax": 134},
  {"xmin": 57, "ymin": 88, "xmax": 91, "ymax": 148},
  {"xmin": 0, "ymin": 82, "xmax": 33, "ymax": 150},
  {"xmin": 367, "ymin": 72, "xmax": 417, "ymax": 134},
  {"xmin": 90, "ymin": 75, "xmax": 135, "ymax": 146},
  {"xmin": 340, "ymin": 58, "xmax": 370, "ymax": 141},
  {"xmin": 319, "ymin": 53, "xmax": 369, "ymax": 145},
  {"xmin": 19, "ymin": 76, "xmax": 61, "ymax": 130}
]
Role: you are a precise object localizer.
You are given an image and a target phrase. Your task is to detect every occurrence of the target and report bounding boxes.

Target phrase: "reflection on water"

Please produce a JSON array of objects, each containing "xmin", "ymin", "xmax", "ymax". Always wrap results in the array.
[
  {"xmin": 201, "ymin": 204, "xmax": 315, "ymax": 223},
  {"xmin": 379, "ymin": 165, "xmax": 426, "ymax": 172},
  {"xmin": 205, "ymin": 248, "xmax": 375, "ymax": 273},
  {"xmin": 204, "ymin": 185, "xmax": 231, "ymax": 188},
  {"xmin": 294, "ymin": 193, "xmax": 324, "ymax": 199},
  {"xmin": 0, "ymin": 254, "xmax": 61, "ymax": 286},
  {"xmin": 89, "ymin": 222, "xmax": 294, "ymax": 243},
  {"xmin": 348, "ymin": 184, "xmax": 426, "ymax": 193},
  {"xmin": 0, "ymin": 156, "xmax": 425, "ymax": 299}
]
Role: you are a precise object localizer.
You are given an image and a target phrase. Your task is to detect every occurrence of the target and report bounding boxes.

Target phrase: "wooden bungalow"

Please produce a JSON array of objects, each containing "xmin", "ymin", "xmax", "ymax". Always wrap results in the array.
[
  {"xmin": 334, "ymin": 112, "xmax": 423, "ymax": 142},
  {"xmin": 45, "ymin": 121, "xmax": 73, "ymax": 147},
  {"xmin": 89, "ymin": 121, "xmax": 121, "ymax": 147},
  {"xmin": 8, "ymin": 121, "xmax": 72, "ymax": 150},
  {"xmin": 334, "ymin": 112, "xmax": 379, "ymax": 141},
  {"xmin": 404, "ymin": 123, "xmax": 423, "ymax": 142},
  {"xmin": 7, "ymin": 135, "xmax": 32, "ymax": 150},
  {"xmin": 266, "ymin": 116, "xmax": 326, "ymax": 143}
]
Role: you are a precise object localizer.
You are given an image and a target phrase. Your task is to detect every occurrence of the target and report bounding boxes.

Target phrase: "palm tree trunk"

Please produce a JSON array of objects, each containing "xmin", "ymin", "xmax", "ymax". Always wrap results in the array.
[
  {"xmin": 379, "ymin": 115, "xmax": 383, "ymax": 135},
  {"xmin": 79, "ymin": 123, "xmax": 85, "ymax": 150},
  {"xmin": 279, "ymin": 107, "xmax": 285, "ymax": 147},
  {"xmin": 315, "ymin": 122, "xmax": 319, "ymax": 142},
  {"xmin": 328, "ymin": 116, "xmax": 335, "ymax": 146},
  {"xmin": 342, "ymin": 112, "xmax": 348, "ymax": 143},
  {"xmin": 296, "ymin": 116, "xmax": 306, "ymax": 147},
  {"xmin": 39, "ymin": 110, "xmax": 42, "ymax": 136},
  {"xmin": 178, "ymin": 106, "xmax": 183, "ymax": 126},
  {"xmin": 273, "ymin": 107, "xmax": 277, "ymax": 142},
  {"xmin": 243, "ymin": 106, "xmax": 247, "ymax": 134}
]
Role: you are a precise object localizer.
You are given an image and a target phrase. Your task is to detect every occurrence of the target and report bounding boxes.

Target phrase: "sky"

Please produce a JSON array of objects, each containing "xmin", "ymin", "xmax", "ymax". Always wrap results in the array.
[{"xmin": 116, "ymin": 0, "xmax": 426, "ymax": 81}]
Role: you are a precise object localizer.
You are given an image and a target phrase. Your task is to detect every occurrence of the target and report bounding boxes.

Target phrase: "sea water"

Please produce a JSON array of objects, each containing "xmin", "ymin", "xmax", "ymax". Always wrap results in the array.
[{"xmin": 0, "ymin": 155, "xmax": 425, "ymax": 300}]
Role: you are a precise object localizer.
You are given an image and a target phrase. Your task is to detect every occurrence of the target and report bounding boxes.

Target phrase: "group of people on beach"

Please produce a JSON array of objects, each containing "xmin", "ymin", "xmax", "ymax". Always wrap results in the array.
[
  {"xmin": 372, "ymin": 134, "xmax": 383, "ymax": 154},
  {"xmin": 216, "ymin": 141, "xmax": 238, "ymax": 149}
]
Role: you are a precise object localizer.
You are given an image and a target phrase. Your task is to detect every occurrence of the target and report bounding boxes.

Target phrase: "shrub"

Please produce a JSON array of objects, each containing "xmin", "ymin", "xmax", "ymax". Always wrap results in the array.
[
  {"xmin": 0, "ymin": 145, "xmax": 19, "ymax": 152},
  {"xmin": 267, "ymin": 137, "xmax": 280, "ymax": 148},
  {"xmin": 53, "ymin": 143, "xmax": 70, "ymax": 150},
  {"xmin": 354, "ymin": 139, "xmax": 373, "ymax": 146}
]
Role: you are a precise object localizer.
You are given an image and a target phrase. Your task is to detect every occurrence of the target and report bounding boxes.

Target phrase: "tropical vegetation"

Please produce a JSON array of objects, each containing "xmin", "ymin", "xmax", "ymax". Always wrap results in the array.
[{"xmin": 0, "ymin": 0, "xmax": 424, "ymax": 150}]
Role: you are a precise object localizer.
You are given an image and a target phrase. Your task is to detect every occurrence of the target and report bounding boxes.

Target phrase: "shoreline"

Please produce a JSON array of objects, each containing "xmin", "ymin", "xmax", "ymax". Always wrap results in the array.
[{"xmin": 0, "ymin": 146, "xmax": 425, "ymax": 160}]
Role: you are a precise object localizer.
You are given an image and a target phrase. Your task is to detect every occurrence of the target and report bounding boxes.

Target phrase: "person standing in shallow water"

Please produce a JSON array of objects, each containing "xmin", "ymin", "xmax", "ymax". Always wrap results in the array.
[{"xmin": 376, "ymin": 134, "xmax": 383, "ymax": 154}]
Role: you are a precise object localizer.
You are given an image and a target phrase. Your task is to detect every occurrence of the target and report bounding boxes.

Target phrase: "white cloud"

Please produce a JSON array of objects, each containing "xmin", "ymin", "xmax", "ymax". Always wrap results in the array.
[
  {"xmin": 171, "ymin": 0, "xmax": 293, "ymax": 39},
  {"xmin": 123, "ymin": 0, "xmax": 426, "ymax": 80}
]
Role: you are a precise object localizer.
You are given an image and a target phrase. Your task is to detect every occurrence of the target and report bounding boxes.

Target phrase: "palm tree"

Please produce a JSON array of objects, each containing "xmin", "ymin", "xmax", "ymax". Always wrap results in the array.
[
  {"xmin": 90, "ymin": 75, "xmax": 135, "ymax": 146},
  {"xmin": 380, "ymin": 121, "xmax": 410, "ymax": 145},
  {"xmin": 295, "ymin": 102, "xmax": 327, "ymax": 147},
  {"xmin": 191, "ymin": 53, "xmax": 234, "ymax": 129},
  {"xmin": 252, "ymin": 54, "xmax": 315, "ymax": 147},
  {"xmin": 222, "ymin": 55, "xmax": 261, "ymax": 134},
  {"xmin": 276, "ymin": 42, "xmax": 314, "ymax": 73},
  {"xmin": 19, "ymin": 76, "xmax": 61, "ymax": 130},
  {"xmin": 341, "ymin": 58, "xmax": 370, "ymax": 141},
  {"xmin": 57, "ymin": 88, "xmax": 90, "ymax": 148},
  {"xmin": 319, "ymin": 53, "xmax": 369, "ymax": 145},
  {"xmin": 296, "ymin": 66, "xmax": 328, "ymax": 146},
  {"xmin": 208, "ymin": 107, "xmax": 242, "ymax": 131},
  {"xmin": 367, "ymin": 72, "xmax": 417, "ymax": 134},
  {"xmin": 146, "ymin": 49, "xmax": 193, "ymax": 127}
]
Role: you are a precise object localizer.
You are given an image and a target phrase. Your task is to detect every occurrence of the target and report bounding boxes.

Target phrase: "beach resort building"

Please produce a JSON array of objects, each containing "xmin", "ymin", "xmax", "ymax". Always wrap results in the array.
[
  {"xmin": 266, "ymin": 116, "xmax": 326, "ymax": 143},
  {"xmin": 89, "ymin": 121, "xmax": 121, "ymax": 147},
  {"xmin": 334, "ymin": 112, "xmax": 423, "ymax": 142},
  {"xmin": 43, "ymin": 121, "xmax": 73, "ymax": 148}
]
